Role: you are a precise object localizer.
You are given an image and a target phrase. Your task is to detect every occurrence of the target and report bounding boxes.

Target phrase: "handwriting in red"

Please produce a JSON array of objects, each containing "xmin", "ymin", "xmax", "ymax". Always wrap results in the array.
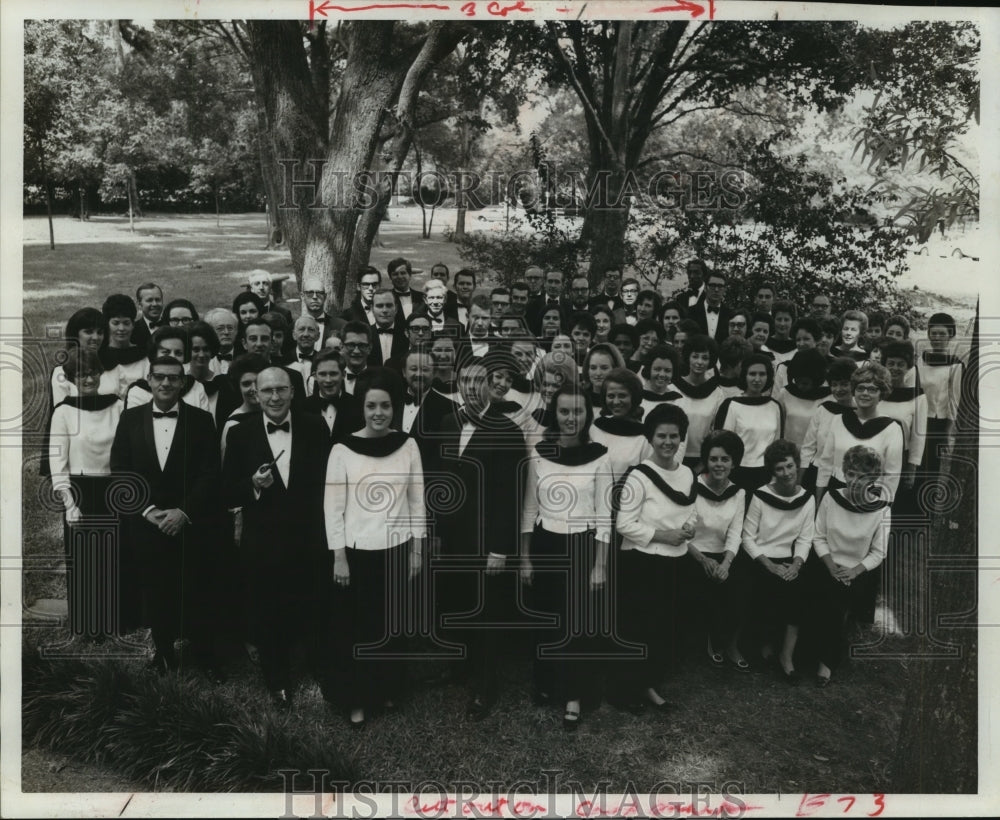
[
  {"xmin": 310, "ymin": 0, "xmax": 451, "ymax": 21},
  {"xmin": 649, "ymin": 0, "xmax": 714, "ymax": 19},
  {"xmin": 796, "ymin": 794, "xmax": 886, "ymax": 818}
]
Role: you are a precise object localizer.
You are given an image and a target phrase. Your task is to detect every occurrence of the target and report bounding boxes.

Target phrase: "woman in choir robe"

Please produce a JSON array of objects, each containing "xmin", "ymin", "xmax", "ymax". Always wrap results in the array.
[
  {"xmin": 832, "ymin": 310, "xmax": 869, "ymax": 362},
  {"xmin": 713, "ymin": 353, "xmax": 784, "ymax": 495},
  {"xmin": 685, "ymin": 430, "xmax": 749, "ymax": 671},
  {"xmin": 325, "ymin": 368, "xmax": 426, "ymax": 728},
  {"xmin": 520, "ymin": 386, "xmax": 613, "ymax": 731},
  {"xmin": 879, "ymin": 340, "xmax": 927, "ymax": 499},
  {"xmin": 530, "ymin": 351, "xmax": 579, "ymax": 436},
  {"xmin": 99, "ymin": 294, "xmax": 147, "ymax": 395},
  {"xmin": 581, "ymin": 342, "xmax": 626, "ymax": 412},
  {"xmin": 799, "ymin": 357, "xmax": 858, "ymax": 492},
  {"xmin": 915, "ymin": 312, "xmax": 963, "ymax": 478},
  {"xmin": 627, "ymin": 319, "xmax": 664, "ymax": 374},
  {"xmin": 613, "ymin": 403, "xmax": 697, "ymax": 712},
  {"xmin": 658, "ymin": 301, "xmax": 686, "ymax": 346},
  {"xmin": 674, "ymin": 334, "xmax": 725, "ymax": 473},
  {"xmin": 589, "ymin": 367, "xmax": 653, "ymax": 482},
  {"xmin": 742, "ymin": 440, "xmax": 815, "ymax": 684},
  {"xmin": 775, "ymin": 349, "xmax": 831, "ymax": 452},
  {"xmin": 187, "ymin": 321, "xmax": 239, "ymax": 430},
  {"xmin": 808, "ymin": 446, "xmax": 890, "ymax": 687},
  {"xmin": 767, "ymin": 300, "xmax": 798, "ymax": 366},
  {"xmin": 773, "ymin": 317, "xmax": 822, "ymax": 395},
  {"xmin": 639, "ymin": 344, "xmax": 684, "ymax": 421},
  {"xmin": 590, "ymin": 304, "xmax": 614, "ymax": 345},
  {"xmin": 47, "ymin": 349, "xmax": 127, "ymax": 638}
]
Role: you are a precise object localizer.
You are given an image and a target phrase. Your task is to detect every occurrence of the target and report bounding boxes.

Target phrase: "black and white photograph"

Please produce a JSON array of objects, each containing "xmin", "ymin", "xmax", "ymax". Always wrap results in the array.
[{"xmin": 2, "ymin": 0, "xmax": 996, "ymax": 816}]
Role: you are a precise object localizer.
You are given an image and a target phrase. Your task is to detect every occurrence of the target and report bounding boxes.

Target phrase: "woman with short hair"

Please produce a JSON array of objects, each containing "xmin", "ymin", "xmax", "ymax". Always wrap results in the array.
[{"xmin": 673, "ymin": 334, "xmax": 725, "ymax": 472}]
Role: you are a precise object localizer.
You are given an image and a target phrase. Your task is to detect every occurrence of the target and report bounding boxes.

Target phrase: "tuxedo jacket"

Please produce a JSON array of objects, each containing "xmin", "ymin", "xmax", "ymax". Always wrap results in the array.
[
  {"xmin": 222, "ymin": 411, "xmax": 330, "ymax": 569},
  {"xmin": 309, "ymin": 311, "xmax": 348, "ymax": 346},
  {"xmin": 339, "ymin": 298, "xmax": 374, "ymax": 326},
  {"xmin": 435, "ymin": 408, "xmax": 527, "ymax": 558},
  {"xmin": 130, "ymin": 317, "xmax": 158, "ymax": 352},
  {"xmin": 302, "ymin": 391, "xmax": 363, "ymax": 446},
  {"xmin": 406, "ymin": 387, "xmax": 462, "ymax": 474},
  {"xmin": 393, "ymin": 288, "xmax": 426, "ymax": 317},
  {"xmin": 109, "ymin": 403, "xmax": 220, "ymax": 535},
  {"xmin": 527, "ymin": 297, "xmax": 570, "ymax": 336},
  {"xmin": 367, "ymin": 325, "xmax": 410, "ymax": 367},
  {"xmin": 691, "ymin": 301, "xmax": 734, "ymax": 343},
  {"xmin": 199, "ymin": 373, "xmax": 240, "ymax": 431}
]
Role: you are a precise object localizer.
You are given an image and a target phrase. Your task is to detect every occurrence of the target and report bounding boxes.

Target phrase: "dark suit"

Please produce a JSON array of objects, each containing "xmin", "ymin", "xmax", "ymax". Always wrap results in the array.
[
  {"xmin": 307, "ymin": 311, "xmax": 347, "ymax": 347},
  {"xmin": 221, "ymin": 411, "xmax": 333, "ymax": 695},
  {"xmin": 691, "ymin": 301, "xmax": 733, "ymax": 343},
  {"xmin": 339, "ymin": 298, "xmax": 374, "ymax": 326},
  {"xmin": 434, "ymin": 408, "xmax": 527, "ymax": 702},
  {"xmin": 392, "ymin": 288, "xmax": 425, "ymax": 319},
  {"xmin": 368, "ymin": 325, "xmax": 409, "ymax": 367},
  {"xmin": 109, "ymin": 403, "xmax": 220, "ymax": 665},
  {"xmin": 130, "ymin": 317, "xmax": 157, "ymax": 351},
  {"xmin": 527, "ymin": 297, "xmax": 571, "ymax": 336},
  {"xmin": 302, "ymin": 391, "xmax": 363, "ymax": 446}
]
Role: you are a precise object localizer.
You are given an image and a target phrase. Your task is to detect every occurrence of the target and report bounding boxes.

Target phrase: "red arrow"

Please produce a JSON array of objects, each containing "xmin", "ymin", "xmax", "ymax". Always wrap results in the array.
[{"xmin": 650, "ymin": 0, "xmax": 706, "ymax": 18}]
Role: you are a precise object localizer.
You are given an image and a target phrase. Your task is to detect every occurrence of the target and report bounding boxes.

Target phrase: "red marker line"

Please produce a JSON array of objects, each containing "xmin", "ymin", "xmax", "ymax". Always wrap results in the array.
[
  {"xmin": 650, "ymin": 0, "xmax": 706, "ymax": 18},
  {"xmin": 312, "ymin": 1, "xmax": 451, "ymax": 19}
]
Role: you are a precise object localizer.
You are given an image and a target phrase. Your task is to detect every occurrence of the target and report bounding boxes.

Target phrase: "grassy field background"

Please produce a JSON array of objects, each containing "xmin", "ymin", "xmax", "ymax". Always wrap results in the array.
[{"xmin": 16, "ymin": 209, "xmax": 979, "ymax": 794}]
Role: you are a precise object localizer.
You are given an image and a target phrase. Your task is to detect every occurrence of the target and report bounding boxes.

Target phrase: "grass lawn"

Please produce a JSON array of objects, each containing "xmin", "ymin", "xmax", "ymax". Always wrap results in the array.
[{"xmin": 17, "ymin": 210, "xmax": 969, "ymax": 794}]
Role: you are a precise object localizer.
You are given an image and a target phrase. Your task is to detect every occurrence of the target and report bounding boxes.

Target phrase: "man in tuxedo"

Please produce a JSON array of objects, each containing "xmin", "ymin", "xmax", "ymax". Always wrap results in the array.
[
  {"xmin": 453, "ymin": 268, "xmax": 477, "ymax": 330},
  {"xmin": 222, "ymin": 366, "xmax": 334, "ymax": 707},
  {"xmin": 242, "ymin": 318, "xmax": 307, "ymax": 409},
  {"xmin": 489, "ymin": 288, "xmax": 511, "ymax": 334},
  {"xmin": 509, "ymin": 281, "xmax": 530, "ymax": 318},
  {"xmin": 386, "ymin": 312, "xmax": 433, "ymax": 374},
  {"xmin": 203, "ymin": 308, "xmax": 238, "ymax": 374},
  {"xmin": 691, "ymin": 269, "xmax": 733, "ymax": 343},
  {"xmin": 754, "ymin": 282, "xmax": 776, "ymax": 317},
  {"xmin": 388, "ymin": 257, "xmax": 425, "ymax": 320},
  {"xmin": 248, "ymin": 269, "xmax": 294, "ymax": 326},
  {"xmin": 421, "ymin": 279, "xmax": 464, "ymax": 339},
  {"xmin": 466, "ymin": 294, "xmax": 496, "ymax": 359},
  {"xmin": 368, "ymin": 288, "xmax": 409, "ymax": 367},
  {"xmin": 672, "ymin": 258, "xmax": 708, "ymax": 308},
  {"xmin": 301, "ymin": 275, "xmax": 347, "ymax": 347},
  {"xmin": 340, "ymin": 268, "xmax": 381, "ymax": 325},
  {"xmin": 341, "ymin": 321, "xmax": 372, "ymax": 395},
  {"xmin": 434, "ymin": 354, "xmax": 527, "ymax": 718},
  {"xmin": 110, "ymin": 355, "xmax": 220, "ymax": 675},
  {"xmin": 524, "ymin": 265, "xmax": 545, "ymax": 303},
  {"xmin": 288, "ymin": 315, "xmax": 320, "ymax": 395},
  {"xmin": 303, "ymin": 347, "xmax": 362, "ymax": 443},
  {"xmin": 428, "ymin": 262, "xmax": 461, "ymax": 320},
  {"xmin": 590, "ymin": 268, "xmax": 625, "ymax": 312},
  {"xmin": 131, "ymin": 282, "xmax": 163, "ymax": 349},
  {"xmin": 527, "ymin": 269, "xmax": 568, "ymax": 336}
]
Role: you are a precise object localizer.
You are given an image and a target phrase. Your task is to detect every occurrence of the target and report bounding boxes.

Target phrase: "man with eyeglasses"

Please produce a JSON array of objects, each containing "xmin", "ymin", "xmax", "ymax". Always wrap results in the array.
[
  {"xmin": 692, "ymin": 270, "xmax": 734, "ymax": 343},
  {"xmin": 340, "ymin": 322, "xmax": 373, "ymax": 395},
  {"xmin": 590, "ymin": 268, "xmax": 626, "ymax": 314},
  {"xmin": 489, "ymin": 288, "xmax": 512, "ymax": 334},
  {"xmin": 300, "ymin": 274, "xmax": 347, "ymax": 348},
  {"xmin": 240, "ymin": 318, "xmax": 307, "ymax": 410},
  {"xmin": 810, "ymin": 292, "xmax": 833, "ymax": 319},
  {"xmin": 620, "ymin": 277, "xmax": 640, "ymax": 325},
  {"xmin": 524, "ymin": 266, "xmax": 545, "ymax": 302},
  {"xmin": 386, "ymin": 312, "xmax": 433, "ymax": 375},
  {"xmin": 111, "ymin": 354, "xmax": 220, "ymax": 677},
  {"xmin": 123, "ymin": 327, "xmax": 211, "ymax": 412},
  {"xmin": 222, "ymin": 366, "xmax": 336, "ymax": 709},
  {"xmin": 340, "ymin": 267, "xmax": 382, "ymax": 326}
]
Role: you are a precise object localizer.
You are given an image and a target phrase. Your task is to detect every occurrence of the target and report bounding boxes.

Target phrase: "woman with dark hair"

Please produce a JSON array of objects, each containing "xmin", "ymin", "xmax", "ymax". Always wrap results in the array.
[
  {"xmin": 775, "ymin": 349, "xmax": 831, "ymax": 450},
  {"xmin": 808, "ymin": 445, "xmax": 890, "ymax": 687},
  {"xmin": 799, "ymin": 357, "xmax": 857, "ymax": 492},
  {"xmin": 187, "ymin": 321, "xmax": 239, "ymax": 429},
  {"xmin": 686, "ymin": 429, "xmax": 750, "ymax": 670},
  {"xmin": 635, "ymin": 290, "xmax": 662, "ymax": 322},
  {"xmin": 674, "ymin": 334, "xmax": 725, "ymax": 472},
  {"xmin": 878, "ymin": 340, "xmax": 927, "ymax": 493},
  {"xmin": 231, "ymin": 292, "xmax": 267, "ymax": 354},
  {"xmin": 51, "ymin": 308, "xmax": 120, "ymax": 407},
  {"xmin": 99, "ymin": 294, "xmax": 146, "ymax": 391},
  {"xmin": 48, "ymin": 348, "xmax": 127, "ymax": 638},
  {"xmin": 325, "ymin": 367, "xmax": 425, "ymax": 728},
  {"xmin": 883, "ymin": 315, "xmax": 911, "ymax": 342},
  {"xmin": 589, "ymin": 368, "xmax": 652, "ymax": 480},
  {"xmin": 915, "ymin": 311, "xmax": 962, "ymax": 477},
  {"xmin": 613, "ymin": 403, "xmax": 696, "ymax": 711},
  {"xmin": 581, "ymin": 342, "xmax": 626, "ymax": 410},
  {"xmin": 163, "ymin": 298, "xmax": 199, "ymax": 327},
  {"xmin": 220, "ymin": 353, "xmax": 269, "ymax": 459},
  {"xmin": 713, "ymin": 353, "xmax": 784, "ymax": 494},
  {"xmin": 609, "ymin": 323, "xmax": 638, "ymax": 363},
  {"xmin": 768, "ymin": 300, "xmax": 798, "ymax": 364},
  {"xmin": 773, "ymin": 317, "xmax": 823, "ymax": 394},
  {"xmin": 123, "ymin": 326, "xmax": 210, "ymax": 412},
  {"xmin": 639, "ymin": 344, "xmax": 683, "ymax": 419},
  {"xmin": 742, "ymin": 439, "xmax": 815, "ymax": 683},
  {"xmin": 658, "ymin": 301, "xmax": 686, "ymax": 344},
  {"xmin": 672, "ymin": 318, "xmax": 702, "ymax": 360},
  {"xmin": 520, "ymin": 385, "xmax": 613, "ymax": 731},
  {"xmin": 539, "ymin": 306, "xmax": 564, "ymax": 348},
  {"xmin": 589, "ymin": 304, "xmax": 614, "ymax": 345},
  {"xmin": 628, "ymin": 319, "xmax": 664, "ymax": 373}
]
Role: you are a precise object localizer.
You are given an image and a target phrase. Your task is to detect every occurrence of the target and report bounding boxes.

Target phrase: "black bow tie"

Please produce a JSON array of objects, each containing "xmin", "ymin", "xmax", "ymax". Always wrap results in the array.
[
  {"xmin": 152, "ymin": 410, "xmax": 178, "ymax": 419},
  {"xmin": 706, "ymin": 305, "xmax": 720, "ymax": 314},
  {"xmin": 297, "ymin": 352, "xmax": 314, "ymax": 362},
  {"xmin": 377, "ymin": 326, "xmax": 395, "ymax": 335},
  {"xmin": 267, "ymin": 421, "xmax": 290, "ymax": 434},
  {"xmin": 319, "ymin": 396, "xmax": 340, "ymax": 410},
  {"xmin": 405, "ymin": 396, "xmax": 419, "ymax": 407},
  {"xmin": 345, "ymin": 371, "xmax": 359, "ymax": 381},
  {"xmin": 547, "ymin": 298, "xmax": 559, "ymax": 306},
  {"xmin": 218, "ymin": 352, "xmax": 233, "ymax": 362}
]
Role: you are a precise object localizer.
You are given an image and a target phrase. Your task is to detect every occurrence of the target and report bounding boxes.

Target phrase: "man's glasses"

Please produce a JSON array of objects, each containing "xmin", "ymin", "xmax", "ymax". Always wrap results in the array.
[
  {"xmin": 303, "ymin": 290, "xmax": 326, "ymax": 298},
  {"xmin": 258, "ymin": 386, "xmax": 291, "ymax": 397},
  {"xmin": 168, "ymin": 317, "xmax": 194, "ymax": 326},
  {"xmin": 149, "ymin": 373, "xmax": 184, "ymax": 383},
  {"xmin": 343, "ymin": 341, "xmax": 370, "ymax": 350}
]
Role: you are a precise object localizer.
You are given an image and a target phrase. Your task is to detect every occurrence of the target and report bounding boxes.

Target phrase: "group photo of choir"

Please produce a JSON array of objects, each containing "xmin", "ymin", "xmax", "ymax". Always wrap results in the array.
[{"xmin": 41, "ymin": 257, "xmax": 967, "ymax": 732}]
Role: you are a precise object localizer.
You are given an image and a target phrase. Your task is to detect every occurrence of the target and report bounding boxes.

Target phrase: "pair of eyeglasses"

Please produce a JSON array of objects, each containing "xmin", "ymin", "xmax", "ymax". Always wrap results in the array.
[
  {"xmin": 303, "ymin": 290, "xmax": 326, "ymax": 298},
  {"xmin": 168, "ymin": 317, "xmax": 194, "ymax": 325},
  {"xmin": 344, "ymin": 342, "xmax": 370, "ymax": 350},
  {"xmin": 149, "ymin": 373, "xmax": 184, "ymax": 383},
  {"xmin": 258, "ymin": 386, "xmax": 291, "ymax": 397}
]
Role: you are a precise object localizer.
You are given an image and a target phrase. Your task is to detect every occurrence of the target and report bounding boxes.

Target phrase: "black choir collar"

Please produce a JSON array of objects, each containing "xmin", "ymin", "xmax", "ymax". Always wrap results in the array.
[
  {"xmin": 99, "ymin": 345, "xmax": 146, "ymax": 367},
  {"xmin": 674, "ymin": 375, "xmax": 721, "ymax": 400},
  {"xmin": 829, "ymin": 486, "xmax": 890, "ymax": 513},
  {"xmin": 57, "ymin": 394, "xmax": 120, "ymax": 412},
  {"xmin": 535, "ymin": 440, "xmax": 608, "ymax": 466},
  {"xmin": 594, "ymin": 415, "xmax": 645, "ymax": 437},
  {"xmin": 489, "ymin": 399, "xmax": 523, "ymax": 415},
  {"xmin": 695, "ymin": 476, "xmax": 742, "ymax": 502},
  {"xmin": 630, "ymin": 462, "xmax": 697, "ymax": 506},
  {"xmin": 753, "ymin": 487, "xmax": 812, "ymax": 510},
  {"xmin": 511, "ymin": 374, "xmax": 532, "ymax": 393},
  {"xmin": 820, "ymin": 401, "xmax": 851, "ymax": 415},
  {"xmin": 532, "ymin": 407, "xmax": 553, "ymax": 428},
  {"xmin": 784, "ymin": 383, "xmax": 831, "ymax": 401},
  {"xmin": 884, "ymin": 386, "xmax": 923, "ymax": 403},
  {"xmin": 731, "ymin": 395, "xmax": 775, "ymax": 406},
  {"xmin": 341, "ymin": 430, "xmax": 409, "ymax": 457},
  {"xmin": 642, "ymin": 388, "xmax": 683, "ymax": 403},
  {"xmin": 717, "ymin": 375, "xmax": 741, "ymax": 389},
  {"xmin": 921, "ymin": 350, "xmax": 961, "ymax": 367},
  {"xmin": 841, "ymin": 410, "xmax": 899, "ymax": 440}
]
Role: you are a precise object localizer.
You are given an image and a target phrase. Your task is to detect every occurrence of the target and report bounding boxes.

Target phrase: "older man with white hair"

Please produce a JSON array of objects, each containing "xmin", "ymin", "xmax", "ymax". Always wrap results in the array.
[
  {"xmin": 288, "ymin": 315, "xmax": 321, "ymax": 395},
  {"xmin": 247, "ymin": 269, "xmax": 293, "ymax": 326},
  {"xmin": 203, "ymin": 307, "xmax": 239, "ymax": 374},
  {"xmin": 300, "ymin": 274, "xmax": 346, "ymax": 349}
]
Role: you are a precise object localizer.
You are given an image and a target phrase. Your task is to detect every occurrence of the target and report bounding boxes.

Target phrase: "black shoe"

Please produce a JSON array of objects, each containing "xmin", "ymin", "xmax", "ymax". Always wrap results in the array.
[
  {"xmin": 563, "ymin": 708, "xmax": 581, "ymax": 732},
  {"xmin": 270, "ymin": 688, "xmax": 292, "ymax": 711},
  {"xmin": 815, "ymin": 674, "xmax": 831, "ymax": 689},
  {"xmin": 781, "ymin": 668, "xmax": 801, "ymax": 686}
]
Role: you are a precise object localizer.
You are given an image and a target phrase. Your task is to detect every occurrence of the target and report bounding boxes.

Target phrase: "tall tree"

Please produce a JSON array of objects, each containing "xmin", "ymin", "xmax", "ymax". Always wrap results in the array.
[{"xmin": 506, "ymin": 20, "xmax": 862, "ymax": 280}]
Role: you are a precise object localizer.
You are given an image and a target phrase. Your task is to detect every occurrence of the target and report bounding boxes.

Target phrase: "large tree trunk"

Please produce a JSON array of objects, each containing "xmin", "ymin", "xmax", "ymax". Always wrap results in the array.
[{"xmin": 889, "ymin": 305, "xmax": 978, "ymax": 792}]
